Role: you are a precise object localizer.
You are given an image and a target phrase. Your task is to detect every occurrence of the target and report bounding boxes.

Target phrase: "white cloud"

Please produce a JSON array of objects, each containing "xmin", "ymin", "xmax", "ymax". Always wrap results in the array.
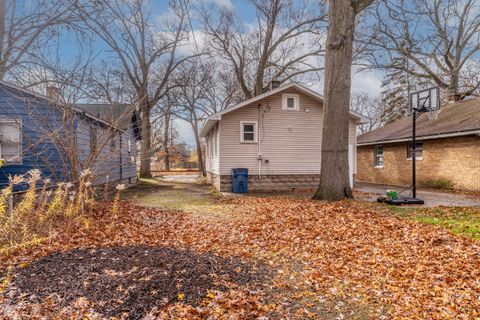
[
  {"xmin": 173, "ymin": 118, "xmax": 196, "ymax": 146},
  {"xmin": 351, "ymin": 67, "xmax": 383, "ymax": 97},
  {"xmin": 205, "ymin": 0, "xmax": 234, "ymax": 9}
]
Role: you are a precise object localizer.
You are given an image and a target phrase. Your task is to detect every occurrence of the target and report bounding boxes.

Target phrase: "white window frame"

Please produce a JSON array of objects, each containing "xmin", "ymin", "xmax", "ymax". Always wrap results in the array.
[
  {"xmin": 407, "ymin": 142, "xmax": 423, "ymax": 161},
  {"xmin": 0, "ymin": 119, "xmax": 22, "ymax": 165},
  {"xmin": 240, "ymin": 121, "xmax": 257, "ymax": 143},
  {"xmin": 374, "ymin": 145, "xmax": 384, "ymax": 168},
  {"xmin": 282, "ymin": 93, "xmax": 300, "ymax": 111}
]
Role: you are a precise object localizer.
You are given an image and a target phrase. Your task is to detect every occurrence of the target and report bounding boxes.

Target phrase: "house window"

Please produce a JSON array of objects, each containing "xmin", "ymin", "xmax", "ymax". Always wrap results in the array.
[
  {"xmin": 407, "ymin": 142, "xmax": 423, "ymax": 160},
  {"xmin": 374, "ymin": 145, "xmax": 384, "ymax": 168},
  {"xmin": 240, "ymin": 121, "xmax": 257, "ymax": 143},
  {"xmin": 282, "ymin": 94, "xmax": 299, "ymax": 111},
  {"xmin": 0, "ymin": 120, "xmax": 21, "ymax": 164}
]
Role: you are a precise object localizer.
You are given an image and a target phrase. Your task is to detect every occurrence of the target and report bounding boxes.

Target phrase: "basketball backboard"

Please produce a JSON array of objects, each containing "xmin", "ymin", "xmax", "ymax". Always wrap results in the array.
[{"xmin": 409, "ymin": 87, "xmax": 440, "ymax": 113}]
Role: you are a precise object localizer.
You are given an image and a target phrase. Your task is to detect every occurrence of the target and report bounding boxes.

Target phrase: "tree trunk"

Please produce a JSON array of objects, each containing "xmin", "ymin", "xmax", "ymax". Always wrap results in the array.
[
  {"xmin": 139, "ymin": 102, "xmax": 152, "ymax": 178},
  {"xmin": 192, "ymin": 123, "xmax": 205, "ymax": 176},
  {"xmin": 313, "ymin": 0, "xmax": 358, "ymax": 201},
  {"xmin": 163, "ymin": 111, "xmax": 170, "ymax": 171}
]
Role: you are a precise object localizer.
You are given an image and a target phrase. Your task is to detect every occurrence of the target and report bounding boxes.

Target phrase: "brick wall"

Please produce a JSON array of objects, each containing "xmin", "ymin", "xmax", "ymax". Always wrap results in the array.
[{"xmin": 357, "ymin": 135, "xmax": 480, "ymax": 191}]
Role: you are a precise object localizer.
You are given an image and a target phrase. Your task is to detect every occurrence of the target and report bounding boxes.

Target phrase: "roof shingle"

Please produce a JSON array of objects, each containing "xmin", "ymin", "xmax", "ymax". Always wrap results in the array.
[{"xmin": 358, "ymin": 98, "xmax": 480, "ymax": 145}]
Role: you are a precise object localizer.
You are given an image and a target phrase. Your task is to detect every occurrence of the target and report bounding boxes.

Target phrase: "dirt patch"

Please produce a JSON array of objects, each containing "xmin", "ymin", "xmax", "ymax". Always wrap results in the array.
[{"xmin": 4, "ymin": 246, "xmax": 269, "ymax": 319}]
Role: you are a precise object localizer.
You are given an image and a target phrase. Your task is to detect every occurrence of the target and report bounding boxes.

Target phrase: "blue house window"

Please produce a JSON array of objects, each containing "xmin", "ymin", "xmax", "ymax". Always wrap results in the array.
[{"xmin": 0, "ymin": 119, "xmax": 22, "ymax": 164}]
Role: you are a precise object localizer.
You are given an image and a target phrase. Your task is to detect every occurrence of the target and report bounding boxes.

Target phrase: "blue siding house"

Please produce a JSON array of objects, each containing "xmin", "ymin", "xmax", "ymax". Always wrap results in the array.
[{"xmin": 0, "ymin": 80, "xmax": 138, "ymax": 189}]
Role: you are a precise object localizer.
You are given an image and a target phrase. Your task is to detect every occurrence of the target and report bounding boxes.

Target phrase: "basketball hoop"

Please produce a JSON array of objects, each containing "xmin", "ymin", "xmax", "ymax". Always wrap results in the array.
[
  {"xmin": 410, "ymin": 86, "xmax": 440, "ymax": 113},
  {"xmin": 426, "ymin": 109, "xmax": 441, "ymax": 121},
  {"xmin": 409, "ymin": 86, "xmax": 439, "ymax": 203}
]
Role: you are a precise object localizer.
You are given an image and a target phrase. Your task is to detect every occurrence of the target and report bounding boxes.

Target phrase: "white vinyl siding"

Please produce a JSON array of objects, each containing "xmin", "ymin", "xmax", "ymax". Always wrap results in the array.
[
  {"xmin": 205, "ymin": 124, "xmax": 220, "ymax": 174},
  {"xmin": 217, "ymin": 90, "xmax": 359, "ymax": 177},
  {"xmin": 219, "ymin": 90, "xmax": 323, "ymax": 175},
  {"xmin": 0, "ymin": 119, "xmax": 22, "ymax": 164}
]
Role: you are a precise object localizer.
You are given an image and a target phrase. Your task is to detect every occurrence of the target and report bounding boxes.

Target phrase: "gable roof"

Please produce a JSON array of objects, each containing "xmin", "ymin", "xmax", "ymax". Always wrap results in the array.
[
  {"xmin": 76, "ymin": 103, "xmax": 134, "ymax": 130},
  {"xmin": 358, "ymin": 98, "xmax": 480, "ymax": 145},
  {"xmin": 0, "ymin": 80, "xmax": 130, "ymax": 131},
  {"xmin": 200, "ymin": 83, "xmax": 368, "ymax": 137}
]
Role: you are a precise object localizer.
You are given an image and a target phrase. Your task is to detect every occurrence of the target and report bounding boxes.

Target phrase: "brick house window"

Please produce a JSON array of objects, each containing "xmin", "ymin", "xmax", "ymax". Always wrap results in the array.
[
  {"xmin": 374, "ymin": 145, "xmax": 384, "ymax": 168},
  {"xmin": 407, "ymin": 142, "xmax": 423, "ymax": 160}
]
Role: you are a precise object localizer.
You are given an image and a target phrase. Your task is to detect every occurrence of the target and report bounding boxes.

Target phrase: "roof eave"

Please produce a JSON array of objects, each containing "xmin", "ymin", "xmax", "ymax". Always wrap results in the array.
[
  {"xmin": 358, "ymin": 129, "xmax": 480, "ymax": 146},
  {"xmin": 200, "ymin": 116, "xmax": 221, "ymax": 137}
]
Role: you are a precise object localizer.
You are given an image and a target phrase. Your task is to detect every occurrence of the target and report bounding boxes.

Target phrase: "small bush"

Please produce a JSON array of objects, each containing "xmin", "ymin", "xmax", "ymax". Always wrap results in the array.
[{"xmin": 420, "ymin": 178, "xmax": 455, "ymax": 190}]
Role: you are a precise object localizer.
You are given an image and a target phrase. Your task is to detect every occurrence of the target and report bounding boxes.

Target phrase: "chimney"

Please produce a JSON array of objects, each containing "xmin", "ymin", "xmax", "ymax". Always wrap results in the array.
[
  {"xmin": 269, "ymin": 80, "xmax": 281, "ymax": 91},
  {"xmin": 447, "ymin": 93, "xmax": 461, "ymax": 104},
  {"xmin": 46, "ymin": 86, "xmax": 61, "ymax": 101}
]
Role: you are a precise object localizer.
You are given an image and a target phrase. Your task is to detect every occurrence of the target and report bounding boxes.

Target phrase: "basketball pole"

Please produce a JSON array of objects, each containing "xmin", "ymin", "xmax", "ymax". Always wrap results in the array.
[{"xmin": 412, "ymin": 108, "xmax": 417, "ymax": 198}]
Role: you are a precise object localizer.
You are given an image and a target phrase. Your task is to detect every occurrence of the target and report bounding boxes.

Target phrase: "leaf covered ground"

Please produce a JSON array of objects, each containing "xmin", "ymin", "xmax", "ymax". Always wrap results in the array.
[{"xmin": 1, "ymin": 190, "xmax": 480, "ymax": 319}]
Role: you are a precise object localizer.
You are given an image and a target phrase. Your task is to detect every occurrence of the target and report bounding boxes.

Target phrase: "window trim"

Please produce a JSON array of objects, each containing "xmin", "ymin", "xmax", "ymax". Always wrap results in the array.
[
  {"xmin": 240, "ymin": 121, "xmax": 258, "ymax": 143},
  {"xmin": 374, "ymin": 144, "xmax": 384, "ymax": 168},
  {"xmin": 282, "ymin": 93, "xmax": 300, "ymax": 111},
  {"xmin": 0, "ymin": 118, "xmax": 23, "ymax": 165},
  {"xmin": 407, "ymin": 142, "xmax": 423, "ymax": 161}
]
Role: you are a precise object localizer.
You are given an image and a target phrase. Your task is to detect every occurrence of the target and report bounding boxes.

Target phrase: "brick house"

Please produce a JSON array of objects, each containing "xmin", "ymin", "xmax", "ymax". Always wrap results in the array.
[
  {"xmin": 356, "ymin": 98, "xmax": 480, "ymax": 191},
  {"xmin": 200, "ymin": 83, "xmax": 367, "ymax": 192}
]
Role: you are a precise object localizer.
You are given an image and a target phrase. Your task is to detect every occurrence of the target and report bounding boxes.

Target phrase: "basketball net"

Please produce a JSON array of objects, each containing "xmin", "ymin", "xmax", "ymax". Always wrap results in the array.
[{"xmin": 426, "ymin": 108, "xmax": 441, "ymax": 120}]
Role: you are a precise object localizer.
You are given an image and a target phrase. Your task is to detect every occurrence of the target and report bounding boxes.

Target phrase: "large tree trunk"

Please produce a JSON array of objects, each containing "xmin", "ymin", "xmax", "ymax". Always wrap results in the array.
[
  {"xmin": 313, "ymin": 0, "xmax": 360, "ymax": 201},
  {"xmin": 191, "ymin": 123, "xmax": 205, "ymax": 176},
  {"xmin": 139, "ymin": 102, "xmax": 152, "ymax": 178},
  {"xmin": 163, "ymin": 111, "xmax": 170, "ymax": 171}
]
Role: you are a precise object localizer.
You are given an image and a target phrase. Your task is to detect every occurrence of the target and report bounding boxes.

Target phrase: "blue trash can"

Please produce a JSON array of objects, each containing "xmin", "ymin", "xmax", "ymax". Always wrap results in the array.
[{"xmin": 232, "ymin": 168, "xmax": 248, "ymax": 193}]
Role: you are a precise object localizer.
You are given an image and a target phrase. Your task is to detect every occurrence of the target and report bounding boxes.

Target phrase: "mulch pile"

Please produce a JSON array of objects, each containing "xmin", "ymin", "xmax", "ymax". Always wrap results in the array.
[{"xmin": 4, "ymin": 246, "xmax": 269, "ymax": 319}]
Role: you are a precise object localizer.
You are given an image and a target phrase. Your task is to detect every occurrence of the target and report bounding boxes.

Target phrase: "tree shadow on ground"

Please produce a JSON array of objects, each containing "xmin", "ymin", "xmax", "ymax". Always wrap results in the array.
[{"xmin": 7, "ymin": 246, "xmax": 269, "ymax": 319}]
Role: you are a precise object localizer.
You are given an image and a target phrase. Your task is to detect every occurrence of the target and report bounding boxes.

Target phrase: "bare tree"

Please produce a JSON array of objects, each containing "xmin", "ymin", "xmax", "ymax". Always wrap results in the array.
[
  {"xmin": 201, "ymin": 0, "xmax": 327, "ymax": 99},
  {"xmin": 170, "ymin": 61, "xmax": 221, "ymax": 176},
  {"xmin": 350, "ymin": 93, "xmax": 383, "ymax": 134},
  {"xmin": 0, "ymin": 0, "xmax": 77, "ymax": 80},
  {"xmin": 360, "ymin": 0, "xmax": 480, "ymax": 101},
  {"xmin": 74, "ymin": 0, "xmax": 198, "ymax": 178},
  {"xmin": 313, "ymin": 0, "xmax": 374, "ymax": 201}
]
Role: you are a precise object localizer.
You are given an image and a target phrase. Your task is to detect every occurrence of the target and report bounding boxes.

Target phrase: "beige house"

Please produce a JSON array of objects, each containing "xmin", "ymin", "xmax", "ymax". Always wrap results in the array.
[
  {"xmin": 200, "ymin": 83, "xmax": 366, "ymax": 192},
  {"xmin": 357, "ymin": 98, "xmax": 480, "ymax": 191}
]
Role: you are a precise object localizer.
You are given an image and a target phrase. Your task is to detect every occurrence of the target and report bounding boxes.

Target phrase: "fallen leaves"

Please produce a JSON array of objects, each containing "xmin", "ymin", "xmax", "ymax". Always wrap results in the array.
[{"xmin": 1, "ymin": 197, "xmax": 480, "ymax": 319}]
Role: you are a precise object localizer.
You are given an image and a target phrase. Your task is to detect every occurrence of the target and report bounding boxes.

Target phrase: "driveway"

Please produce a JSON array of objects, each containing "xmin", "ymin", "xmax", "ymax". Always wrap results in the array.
[{"xmin": 355, "ymin": 182, "xmax": 480, "ymax": 207}]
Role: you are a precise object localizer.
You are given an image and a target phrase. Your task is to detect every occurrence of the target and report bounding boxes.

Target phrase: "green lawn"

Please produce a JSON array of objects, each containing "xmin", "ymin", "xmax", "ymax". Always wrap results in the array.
[{"xmin": 383, "ymin": 205, "xmax": 480, "ymax": 239}]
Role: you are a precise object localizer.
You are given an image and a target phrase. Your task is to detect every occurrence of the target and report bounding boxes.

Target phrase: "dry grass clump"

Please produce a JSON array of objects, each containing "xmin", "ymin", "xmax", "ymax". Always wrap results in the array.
[{"xmin": 0, "ymin": 169, "xmax": 98, "ymax": 247}]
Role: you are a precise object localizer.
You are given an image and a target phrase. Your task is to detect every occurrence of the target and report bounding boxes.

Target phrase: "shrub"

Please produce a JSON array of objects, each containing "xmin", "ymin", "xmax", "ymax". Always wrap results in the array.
[{"xmin": 420, "ymin": 178, "xmax": 455, "ymax": 190}]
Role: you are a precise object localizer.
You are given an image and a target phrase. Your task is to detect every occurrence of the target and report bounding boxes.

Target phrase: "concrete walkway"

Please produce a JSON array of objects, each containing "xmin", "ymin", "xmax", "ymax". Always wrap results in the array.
[{"xmin": 355, "ymin": 182, "xmax": 480, "ymax": 207}]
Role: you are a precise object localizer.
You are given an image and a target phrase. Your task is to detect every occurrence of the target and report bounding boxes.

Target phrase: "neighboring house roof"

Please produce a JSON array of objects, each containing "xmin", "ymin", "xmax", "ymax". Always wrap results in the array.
[
  {"xmin": 358, "ymin": 98, "xmax": 480, "ymax": 146},
  {"xmin": 76, "ymin": 103, "xmax": 134, "ymax": 130},
  {"xmin": 200, "ymin": 83, "xmax": 368, "ymax": 137},
  {"xmin": 0, "ymin": 80, "xmax": 129, "ymax": 132}
]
